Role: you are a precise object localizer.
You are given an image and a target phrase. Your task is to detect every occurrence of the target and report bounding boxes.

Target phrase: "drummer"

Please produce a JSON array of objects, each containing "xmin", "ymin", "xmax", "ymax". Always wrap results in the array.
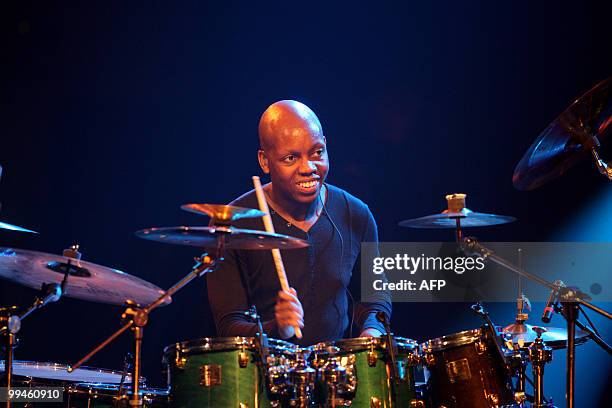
[{"xmin": 206, "ymin": 100, "xmax": 391, "ymax": 345}]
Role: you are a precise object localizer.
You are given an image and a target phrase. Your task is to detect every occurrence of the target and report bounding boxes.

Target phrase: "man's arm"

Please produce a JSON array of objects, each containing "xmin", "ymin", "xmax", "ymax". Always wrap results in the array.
[{"xmin": 206, "ymin": 248, "xmax": 281, "ymax": 337}]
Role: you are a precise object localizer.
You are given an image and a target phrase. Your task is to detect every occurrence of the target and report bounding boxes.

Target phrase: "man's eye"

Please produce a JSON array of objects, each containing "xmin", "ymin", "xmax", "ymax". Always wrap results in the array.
[
  {"xmin": 282, "ymin": 155, "xmax": 296, "ymax": 163},
  {"xmin": 313, "ymin": 149, "xmax": 324, "ymax": 157}
]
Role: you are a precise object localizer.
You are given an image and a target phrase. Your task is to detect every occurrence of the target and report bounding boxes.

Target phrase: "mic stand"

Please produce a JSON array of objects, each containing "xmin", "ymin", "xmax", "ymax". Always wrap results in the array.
[
  {"xmin": 68, "ymin": 240, "xmax": 224, "ymax": 407},
  {"xmin": 462, "ymin": 237, "xmax": 612, "ymax": 408}
]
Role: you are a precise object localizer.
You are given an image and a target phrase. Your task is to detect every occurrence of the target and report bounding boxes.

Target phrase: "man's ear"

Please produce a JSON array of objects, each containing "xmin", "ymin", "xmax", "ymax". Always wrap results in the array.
[{"xmin": 258, "ymin": 150, "xmax": 270, "ymax": 174}]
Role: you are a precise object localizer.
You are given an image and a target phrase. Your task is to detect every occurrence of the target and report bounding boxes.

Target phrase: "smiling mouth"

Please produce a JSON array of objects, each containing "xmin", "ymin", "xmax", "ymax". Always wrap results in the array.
[{"xmin": 296, "ymin": 180, "xmax": 319, "ymax": 189}]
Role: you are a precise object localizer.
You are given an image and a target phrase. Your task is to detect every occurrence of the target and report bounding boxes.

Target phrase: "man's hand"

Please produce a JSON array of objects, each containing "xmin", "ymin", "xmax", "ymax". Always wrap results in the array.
[
  {"xmin": 359, "ymin": 328, "xmax": 383, "ymax": 338},
  {"xmin": 275, "ymin": 287, "xmax": 304, "ymax": 339}
]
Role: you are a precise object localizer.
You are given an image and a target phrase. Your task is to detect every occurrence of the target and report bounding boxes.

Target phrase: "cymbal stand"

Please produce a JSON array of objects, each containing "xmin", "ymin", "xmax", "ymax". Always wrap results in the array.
[
  {"xmin": 528, "ymin": 327, "xmax": 554, "ymax": 408},
  {"xmin": 68, "ymin": 235, "xmax": 227, "ymax": 407},
  {"xmin": 1, "ymin": 245, "xmax": 77, "ymax": 408},
  {"xmin": 461, "ymin": 237, "xmax": 612, "ymax": 408}
]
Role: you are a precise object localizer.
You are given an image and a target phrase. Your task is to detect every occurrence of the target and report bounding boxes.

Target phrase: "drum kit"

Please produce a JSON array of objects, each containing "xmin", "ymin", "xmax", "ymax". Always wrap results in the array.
[{"xmin": 1, "ymin": 78, "xmax": 611, "ymax": 407}]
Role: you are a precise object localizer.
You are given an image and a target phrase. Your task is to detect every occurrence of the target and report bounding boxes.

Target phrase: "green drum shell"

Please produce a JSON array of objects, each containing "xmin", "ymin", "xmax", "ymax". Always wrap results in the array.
[
  {"xmin": 163, "ymin": 337, "xmax": 294, "ymax": 408},
  {"xmin": 317, "ymin": 336, "xmax": 420, "ymax": 408}
]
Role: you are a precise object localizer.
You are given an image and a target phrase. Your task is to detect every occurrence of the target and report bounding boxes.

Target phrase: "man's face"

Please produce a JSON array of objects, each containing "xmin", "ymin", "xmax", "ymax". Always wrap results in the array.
[{"xmin": 260, "ymin": 129, "xmax": 329, "ymax": 205}]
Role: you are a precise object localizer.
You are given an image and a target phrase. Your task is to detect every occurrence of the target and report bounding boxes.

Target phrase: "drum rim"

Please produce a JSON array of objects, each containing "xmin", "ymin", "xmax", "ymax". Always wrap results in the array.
[
  {"xmin": 67, "ymin": 383, "xmax": 169, "ymax": 397},
  {"xmin": 163, "ymin": 336, "xmax": 298, "ymax": 355},
  {"xmin": 421, "ymin": 328, "xmax": 483, "ymax": 352},
  {"xmin": 315, "ymin": 336, "xmax": 419, "ymax": 352},
  {"xmin": 0, "ymin": 360, "xmax": 138, "ymax": 383}
]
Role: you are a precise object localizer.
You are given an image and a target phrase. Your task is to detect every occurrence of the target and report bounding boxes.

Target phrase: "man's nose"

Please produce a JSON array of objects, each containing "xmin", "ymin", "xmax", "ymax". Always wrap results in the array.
[{"xmin": 298, "ymin": 159, "xmax": 317, "ymax": 175}]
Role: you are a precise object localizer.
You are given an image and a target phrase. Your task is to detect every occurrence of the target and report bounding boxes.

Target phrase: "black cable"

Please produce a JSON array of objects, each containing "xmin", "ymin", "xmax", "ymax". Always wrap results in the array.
[{"xmin": 319, "ymin": 183, "xmax": 352, "ymax": 336}]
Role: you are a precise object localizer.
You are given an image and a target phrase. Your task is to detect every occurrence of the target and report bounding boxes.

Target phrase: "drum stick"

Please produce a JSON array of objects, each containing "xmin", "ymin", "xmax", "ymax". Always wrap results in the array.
[{"xmin": 252, "ymin": 176, "xmax": 303, "ymax": 339}]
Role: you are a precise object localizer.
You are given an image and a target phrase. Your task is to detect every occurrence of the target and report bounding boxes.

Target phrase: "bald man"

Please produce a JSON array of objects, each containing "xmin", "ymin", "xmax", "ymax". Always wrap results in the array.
[{"xmin": 206, "ymin": 100, "xmax": 391, "ymax": 345}]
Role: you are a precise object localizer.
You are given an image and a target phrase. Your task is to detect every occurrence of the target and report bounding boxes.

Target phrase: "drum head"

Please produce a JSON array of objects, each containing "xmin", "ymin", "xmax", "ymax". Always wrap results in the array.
[
  {"xmin": 421, "ymin": 328, "xmax": 482, "ymax": 353},
  {"xmin": 0, "ymin": 360, "xmax": 137, "ymax": 383},
  {"xmin": 163, "ymin": 336, "xmax": 297, "ymax": 357}
]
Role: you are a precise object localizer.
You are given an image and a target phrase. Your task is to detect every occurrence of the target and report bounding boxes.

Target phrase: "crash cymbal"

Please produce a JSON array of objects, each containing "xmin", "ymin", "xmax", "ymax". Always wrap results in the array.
[
  {"xmin": 503, "ymin": 323, "xmax": 590, "ymax": 350},
  {"xmin": 513, "ymin": 77, "xmax": 612, "ymax": 190},
  {"xmin": 135, "ymin": 226, "xmax": 309, "ymax": 250},
  {"xmin": 0, "ymin": 221, "xmax": 37, "ymax": 234},
  {"xmin": 0, "ymin": 248, "xmax": 170, "ymax": 306},
  {"xmin": 180, "ymin": 204, "xmax": 265, "ymax": 223}
]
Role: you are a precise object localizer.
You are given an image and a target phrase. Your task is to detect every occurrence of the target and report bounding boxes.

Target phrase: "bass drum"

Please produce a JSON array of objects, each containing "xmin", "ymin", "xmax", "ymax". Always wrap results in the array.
[
  {"xmin": 421, "ymin": 328, "xmax": 517, "ymax": 408},
  {"xmin": 163, "ymin": 337, "xmax": 296, "ymax": 408}
]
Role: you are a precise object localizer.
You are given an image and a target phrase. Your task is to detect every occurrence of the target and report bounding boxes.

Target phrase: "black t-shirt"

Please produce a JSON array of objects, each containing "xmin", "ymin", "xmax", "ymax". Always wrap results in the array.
[{"xmin": 206, "ymin": 183, "xmax": 391, "ymax": 345}]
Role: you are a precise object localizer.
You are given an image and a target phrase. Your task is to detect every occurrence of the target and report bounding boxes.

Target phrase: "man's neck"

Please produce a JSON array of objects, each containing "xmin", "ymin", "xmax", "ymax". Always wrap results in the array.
[{"xmin": 264, "ymin": 184, "xmax": 325, "ymax": 223}]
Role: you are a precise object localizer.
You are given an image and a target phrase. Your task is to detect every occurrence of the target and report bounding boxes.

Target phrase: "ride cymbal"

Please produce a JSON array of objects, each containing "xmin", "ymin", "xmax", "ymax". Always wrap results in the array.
[
  {"xmin": 135, "ymin": 226, "xmax": 309, "ymax": 250},
  {"xmin": 0, "ymin": 248, "xmax": 169, "ymax": 306}
]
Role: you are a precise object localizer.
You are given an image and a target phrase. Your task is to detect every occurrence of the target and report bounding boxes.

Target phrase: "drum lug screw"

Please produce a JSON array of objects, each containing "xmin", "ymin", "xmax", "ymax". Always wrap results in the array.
[
  {"xmin": 238, "ymin": 351, "xmax": 249, "ymax": 368},
  {"xmin": 410, "ymin": 399, "xmax": 425, "ymax": 408},
  {"xmin": 367, "ymin": 351, "xmax": 377, "ymax": 367},
  {"xmin": 175, "ymin": 356, "xmax": 187, "ymax": 369},
  {"xmin": 370, "ymin": 396, "xmax": 381, "ymax": 408}
]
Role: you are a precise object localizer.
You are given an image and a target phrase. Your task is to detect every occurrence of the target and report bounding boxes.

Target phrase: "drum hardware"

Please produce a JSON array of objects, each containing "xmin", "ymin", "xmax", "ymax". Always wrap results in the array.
[
  {"xmin": 462, "ymin": 236, "xmax": 611, "ymax": 408},
  {"xmin": 470, "ymin": 303, "xmax": 513, "ymax": 377},
  {"xmin": 199, "ymin": 364, "xmax": 222, "ymax": 387},
  {"xmin": 68, "ymin": 252, "xmax": 216, "ymax": 407},
  {"xmin": 245, "ymin": 305, "xmax": 269, "ymax": 371},
  {"xmin": 287, "ymin": 348, "xmax": 315, "ymax": 408},
  {"xmin": 70, "ymin": 205, "xmax": 308, "ymax": 408},
  {"xmin": 528, "ymin": 327, "xmax": 554, "ymax": 408},
  {"xmin": 117, "ymin": 352, "xmax": 134, "ymax": 401},
  {"xmin": 1, "ymin": 245, "xmax": 78, "ymax": 408},
  {"xmin": 513, "ymin": 77, "xmax": 612, "ymax": 190},
  {"xmin": 369, "ymin": 396, "xmax": 380, "ymax": 408},
  {"xmin": 375, "ymin": 312, "xmax": 399, "ymax": 385}
]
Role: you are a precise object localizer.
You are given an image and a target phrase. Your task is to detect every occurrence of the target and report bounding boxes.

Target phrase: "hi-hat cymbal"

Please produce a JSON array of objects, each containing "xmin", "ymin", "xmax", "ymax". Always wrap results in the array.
[
  {"xmin": 0, "ymin": 248, "xmax": 170, "ymax": 306},
  {"xmin": 0, "ymin": 221, "xmax": 37, "ymax": 234},
  {"xmin": 513, "ymin": 77, "xmax": 612, "ymax": 191},
  {"xmin": 503, "ymin": 323, "xmax": 590, "ymax": 350},
  {"xmin": 181, "ymin": 204, "xmax": 266, "ymax": 223},
  {"xmin": 399, "ymin": 208, "xmax": 516, "ymax": 229},
  {"xmin": 135, "ymin": 226, "xmax": 309, "ymax": 250}
]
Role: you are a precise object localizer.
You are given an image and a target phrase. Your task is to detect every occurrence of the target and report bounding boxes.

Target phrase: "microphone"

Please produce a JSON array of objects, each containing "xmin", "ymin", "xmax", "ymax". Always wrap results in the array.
[{"xmin": 542, "ymin": 280, "xmax": 564, "ymax": 323}]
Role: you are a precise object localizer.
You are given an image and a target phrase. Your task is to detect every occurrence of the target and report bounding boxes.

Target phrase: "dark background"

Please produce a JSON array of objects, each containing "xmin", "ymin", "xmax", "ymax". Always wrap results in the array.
[{"xmin": 2, "ymin": 1, "xmax": 611, "ymax": 405}]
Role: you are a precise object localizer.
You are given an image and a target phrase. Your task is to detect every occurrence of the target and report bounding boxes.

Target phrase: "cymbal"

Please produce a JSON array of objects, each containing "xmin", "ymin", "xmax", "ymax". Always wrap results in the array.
[
  {"xmin": 399, "ymin": 208, "xmax": 516, "ymax": 228},
  {"xmin": 0, "ymin": 221, "xmax": 37, "ymax": 234},
  {"xmin": 135, "ymin": 226, "xmax": 309, "ymax": 250},
  {"xmin": 503, "ymin": 323, "xmax": 590, "ymax": 350},
  {"xmin": 0, "ymin": 248, "xmax": 170, "ymax": 306},
  {"xmin": 181, "ymin": 204, "xmax": 266, "ymax": 223},
  {"xmin": 513, "ymin": 77, "xmax": 612, "ymax": 190}
]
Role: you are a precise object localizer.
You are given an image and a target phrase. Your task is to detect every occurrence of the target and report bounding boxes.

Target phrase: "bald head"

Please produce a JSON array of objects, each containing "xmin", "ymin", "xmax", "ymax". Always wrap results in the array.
[{"xmin": 258, "ymin": 100, "xmax": 323, "ymax": 151}]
